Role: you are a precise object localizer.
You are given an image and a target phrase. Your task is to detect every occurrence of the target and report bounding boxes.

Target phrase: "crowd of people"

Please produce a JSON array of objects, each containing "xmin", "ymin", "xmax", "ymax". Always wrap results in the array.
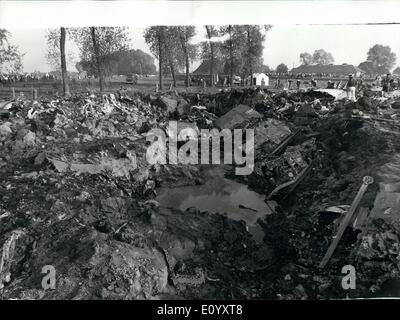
[{"xmin": 0, "ymin": 73, "xmax": 58, "ymax": 85}]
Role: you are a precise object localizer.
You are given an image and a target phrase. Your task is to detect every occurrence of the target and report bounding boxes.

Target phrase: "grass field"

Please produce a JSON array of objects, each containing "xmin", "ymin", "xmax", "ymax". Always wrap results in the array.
[
  {"xmin": 0, "ymin": 74, "xmax": 372, "ymax": 100},
  {"xmin": 0, "ymin": 76, "xmax": 201, "ymax": 99}
]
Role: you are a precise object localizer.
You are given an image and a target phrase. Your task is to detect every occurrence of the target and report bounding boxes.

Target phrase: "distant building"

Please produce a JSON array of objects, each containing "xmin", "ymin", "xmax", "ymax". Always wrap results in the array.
[
  {"xmin": 192, "ymin": 59, "xmax": 225, "ymax": 85},
  {"xmin": 251, "ymin": 73, "xmax": 269, "ymax": 86},
  {"xmin": 290, "ymin": 64, "xmax": 365, "ymax": 77}
]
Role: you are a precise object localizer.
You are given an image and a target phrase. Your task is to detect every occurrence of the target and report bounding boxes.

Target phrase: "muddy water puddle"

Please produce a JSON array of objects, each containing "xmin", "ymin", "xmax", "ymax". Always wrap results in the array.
[{"xmin": 156, "ymin": 167, "xmax": 274, "ymax": 243}]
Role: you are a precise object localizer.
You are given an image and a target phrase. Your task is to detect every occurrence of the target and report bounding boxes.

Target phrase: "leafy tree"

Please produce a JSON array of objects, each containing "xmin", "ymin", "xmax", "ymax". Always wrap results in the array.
[
  {"xmin": 276, "ymin": 63, "xmax": 288, "ymax": 74},
  {"xmin": 77, "ymin": 49, "xmax": 156, "ymax": 77},
  {"xmin": 147, "ymin": 26, "xmax": 197, "ymax": 88},
  {"xmin": 202, "ymin": 25, "xmax": 221, "ymax": 87},
  {"xmin": 0, "ymin": 29, "xmax": 23, "ymax": 73},
  {"xmin": 144, "ymin": 26, "xmax": 167, "ymax": 90},
  {"xmin": 240, "ymin": 25, "xmax": 267, "ymax": 78},
  {"xmin": 312, "ymin": 49, "xmax": 334, "ymax": 65},
  {"xmin": 261, "ymin": 65, "xmax": 271, "ymax": 73},
  {"xmin": 175, "ymin": 26, "xmax": 197, "ymax": 87},
  {"xmin": 45, "ymin": 29, "xmax": 76, "ymax": 71},
  {"xmin": 220, "ymin": 25, "xmax": 246, "ymax": 85},
  {"xmin": 163, "ymin": 27, "xmax": 180, "ymax": 87},
  {"xmin": 204, "ymin": 25, "xmax": 269, "ymax": 84},
  {"xmin": 71, "ymin": 27, "xmax": 130, "ymax": 92},
  {"xmin": 367, "ymin": 44, "xmax": 397, "ymax": 73},
  {"xmin": 299, "ymin": 50, "xmax": 334, "ymax": 65},
  {"xmin": 115, "ymin": 49, "xmax": 156, "ymax": 75},
  {"xmin": 358, "ymin": 60, "xmax": 390, "ymax": 75},
  {"xmin": 299, "ymin": 52, "xmax": 313, "ymax": 65}
]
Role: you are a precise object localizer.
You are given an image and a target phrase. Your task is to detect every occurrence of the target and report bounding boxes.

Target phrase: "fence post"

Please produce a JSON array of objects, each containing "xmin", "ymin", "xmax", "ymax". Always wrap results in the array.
[{"xmin": 11, "ymin": 87, "xmax": 15, "ymax": 99}]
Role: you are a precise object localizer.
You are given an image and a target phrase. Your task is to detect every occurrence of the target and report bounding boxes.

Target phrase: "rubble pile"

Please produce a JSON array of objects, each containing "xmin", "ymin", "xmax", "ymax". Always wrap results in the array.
[
  {"xmin": 251, "ymin": 90, "xmax": 400, "ymax": 298},
  {"xmin": 0, "ymin": 91, "xmax": 272, "ymax": 299},
  {"xmin": 0, "ymin": 86, "xmax": 400, "ymax": 299}
]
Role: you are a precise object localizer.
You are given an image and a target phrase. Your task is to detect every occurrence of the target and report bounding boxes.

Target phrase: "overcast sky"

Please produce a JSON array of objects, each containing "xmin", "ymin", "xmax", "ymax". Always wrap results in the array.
[{"xmin": 7, "ymin": 24, "xmax": 400, "ymax": 73}]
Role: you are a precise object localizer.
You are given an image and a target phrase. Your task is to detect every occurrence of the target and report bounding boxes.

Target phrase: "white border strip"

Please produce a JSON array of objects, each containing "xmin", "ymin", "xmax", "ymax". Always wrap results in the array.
[{"xmin": 0, "ymin": 1, "xmax": 400, "ymax": 28}]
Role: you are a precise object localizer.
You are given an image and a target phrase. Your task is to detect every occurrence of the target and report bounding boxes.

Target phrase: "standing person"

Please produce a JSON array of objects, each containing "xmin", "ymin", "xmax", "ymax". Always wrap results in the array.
[
  {"xmin": 346, "ymin": 74, "xmax": 357, "ymax": 102},
  {"xmin": 296, "ymin": 79, "xmax": 301, "ymax": 90},
  {"xmin": 288, "ymin": 79, "xmax": 292, "ymax": 89},
  {"xmin": 311, "ymin": 78, "xmax": 317, "ymax": 87},
  {"xmin": 382, "ymin": 73, "xmax": 392, "ymax": 95}
]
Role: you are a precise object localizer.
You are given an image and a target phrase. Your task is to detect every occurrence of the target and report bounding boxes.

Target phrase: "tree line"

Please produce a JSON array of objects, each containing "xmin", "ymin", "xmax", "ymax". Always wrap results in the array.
[
  {"xmin": 143, "ymin": 25, "xmax": 271, "ymax": 90},
  {"xmin": 298, "ymin": 45, "xmax": 397, "ymax": 75},
  {"xmin": 1, "ymin": 26, "xmax": 398, "ymax": 98},
  {"xmin": 44, "ymin": 25, "xmax": 271, "ymax": 95}
]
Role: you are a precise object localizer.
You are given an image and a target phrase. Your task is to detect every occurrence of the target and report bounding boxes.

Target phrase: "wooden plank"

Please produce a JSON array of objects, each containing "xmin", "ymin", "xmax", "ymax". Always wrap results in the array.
[{"xmin": 319, "ymin": 176, "xmax": 374, "ymax": 268}]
